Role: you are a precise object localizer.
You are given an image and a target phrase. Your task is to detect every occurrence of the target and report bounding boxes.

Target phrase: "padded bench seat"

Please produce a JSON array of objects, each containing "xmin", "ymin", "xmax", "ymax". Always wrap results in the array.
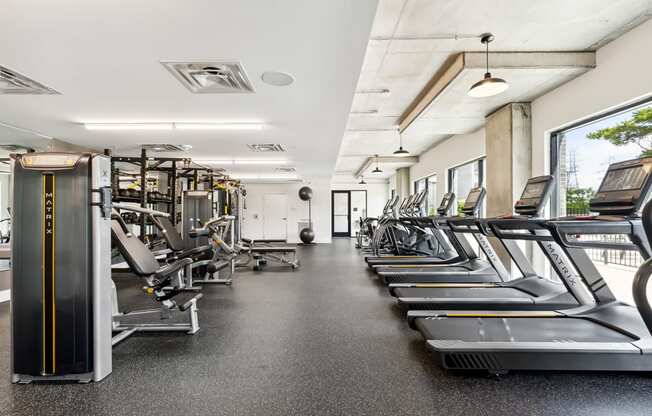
[{"xmin": 251, "ymin": 246, "xmax": 296, "ymax": 253}]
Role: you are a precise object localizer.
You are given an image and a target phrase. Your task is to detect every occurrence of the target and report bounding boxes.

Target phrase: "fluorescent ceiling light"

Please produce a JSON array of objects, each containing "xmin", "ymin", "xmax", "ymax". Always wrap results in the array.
[
  {"xmin": 175, "ymin": 123, "xmax": 264, "ymax": 131},
  {"xmin": 350, "ymin": 109, "xmax": 379, "ymax": 114},
  {"xmin": 84, "ymin": 122, "xmax": 265, "ymax": 131},
  {"xmin": 195, "ymin": 160, "xmax": 234, "ymax": 165},
  {"xmin": 355, "ymin": 88, "xmax": 390, "ymax": 95},
  {"xmin": 234, "ymin": 160, "xmax": 287, "ymax": 165},
  {"xmin": 196, "ymin": 159, "xmax": 287, "ymax": 165},
  {"xmin": 85, "ymin": 123, "xmax": 172, "ymax": 130},
  {"xmin": 232, "ymin": 174, "xmax": 298, "ymax": 180}
]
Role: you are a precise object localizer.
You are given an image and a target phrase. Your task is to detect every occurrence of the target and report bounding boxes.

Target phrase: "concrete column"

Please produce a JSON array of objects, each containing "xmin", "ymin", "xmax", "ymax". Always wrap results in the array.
[
  {"xmin": 485, "ymin": 102, "xmax": 532, "ymax": 273},
  {"xmin": 395, "ymin": 167, "xmax": 411, "ymax": 200}
]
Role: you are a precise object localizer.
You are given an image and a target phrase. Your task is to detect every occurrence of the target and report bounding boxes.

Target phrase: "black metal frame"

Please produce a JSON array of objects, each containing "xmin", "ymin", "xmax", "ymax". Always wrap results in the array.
[
  {"xmin": 331, "ymin": 190, "xmax": 352, "ymax": 237},
  {"xmin": 414, "ymin": 174, "xmax": 437, "ymax": 215},
  {"xmin": 107, "ymin": 148, "xmax": 223, "ymax": 241}
]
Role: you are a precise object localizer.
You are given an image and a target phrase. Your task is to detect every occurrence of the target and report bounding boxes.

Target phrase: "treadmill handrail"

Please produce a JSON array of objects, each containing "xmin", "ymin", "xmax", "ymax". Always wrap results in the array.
[
  {"xmin": 545, "ymin": 219, "xmax": 640, "ymax": 250},
  {"xmin": 487, "ymin": 217, "xmax": 555, "ymax": 241},
  {"xmin": 448, "ymin": 217, "xmax": 483, "ymax": 234}
]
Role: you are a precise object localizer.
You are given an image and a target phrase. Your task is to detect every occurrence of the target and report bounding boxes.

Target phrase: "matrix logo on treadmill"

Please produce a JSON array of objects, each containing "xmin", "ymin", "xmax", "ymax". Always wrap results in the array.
[
  {"xmin": 476, "ymin": 235, "xmax": 499, "ymax": 263},
  {"xmin": 542, "ymin": 241, "xmax": 576, "ymax": 286}
]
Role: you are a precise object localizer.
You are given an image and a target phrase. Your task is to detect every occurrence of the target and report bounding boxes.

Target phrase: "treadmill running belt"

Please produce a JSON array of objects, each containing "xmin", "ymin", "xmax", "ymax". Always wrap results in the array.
[
  {"xmin": 415, "ymin": 317, "xmax": 634, "ymax": 343},
  {"xmin": 394, "ymin": 287, "xmax": 533, "ymax": 300}
]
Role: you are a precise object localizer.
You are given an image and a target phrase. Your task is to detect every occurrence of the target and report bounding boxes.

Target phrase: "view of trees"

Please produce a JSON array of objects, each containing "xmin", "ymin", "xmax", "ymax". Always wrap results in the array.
[
  {"xmin": 587, "ymin": 107, "xmax": 652, "ymax": 157},
  {"xmin": 566, "ymin": 187, "xmax": 594, "ymax": 215},
  {"xmin": 565, "ymin": 106, "xmax": 652, "ymax": 213}
]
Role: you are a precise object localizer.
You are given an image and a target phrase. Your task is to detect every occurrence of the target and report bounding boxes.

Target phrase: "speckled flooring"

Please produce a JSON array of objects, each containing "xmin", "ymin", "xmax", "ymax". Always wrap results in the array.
[{"xmin": 1, "ymin": 239, "xmax": 652, "ymax": 416}]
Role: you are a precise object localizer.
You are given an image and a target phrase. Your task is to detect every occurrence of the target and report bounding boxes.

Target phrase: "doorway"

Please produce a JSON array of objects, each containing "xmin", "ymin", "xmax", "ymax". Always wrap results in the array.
[
  {"xmin": 263, "ymin": 193, "xmax": 288, "ymax": 240},
  {"xmin": 331, "ymin": 190, "xmax": 367, "ymax": 237},
  {"xmin": 332, "ymin": 191, "xmax": 350, "ymax": 237}
]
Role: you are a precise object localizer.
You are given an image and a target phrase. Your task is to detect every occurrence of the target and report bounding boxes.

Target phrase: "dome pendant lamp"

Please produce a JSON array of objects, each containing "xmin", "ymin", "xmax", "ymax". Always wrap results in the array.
[
  {"xmin": 371, "ymin": 155, "xmax": 382, "ymax": 174},
  {"xmin": 468, "ymin": 33, "xmax": 509, "ymax": 98},
  {"xmin": 393, "ymin": 128, "xmax": 410, "ymax": 157},
  {"xmin": 359, "ymin": 176, "xmax": 366, "ymax": 185}
]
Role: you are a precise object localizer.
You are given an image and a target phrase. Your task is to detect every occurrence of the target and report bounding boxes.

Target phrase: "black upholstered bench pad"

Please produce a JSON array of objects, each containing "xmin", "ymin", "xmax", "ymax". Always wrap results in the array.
[{"xmin": 251, "ymin": 247, "xmax": 296, "ymax": 253}]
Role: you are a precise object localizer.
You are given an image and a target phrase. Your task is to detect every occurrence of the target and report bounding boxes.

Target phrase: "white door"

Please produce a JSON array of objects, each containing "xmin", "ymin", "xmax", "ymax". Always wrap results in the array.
[
  {"xmin": 263, "ymin": 194, "xmax": 288, "ymax": 239},
  {"xmin": 332, "ymin": 191, "xmax": 350, "ymax": 236}
]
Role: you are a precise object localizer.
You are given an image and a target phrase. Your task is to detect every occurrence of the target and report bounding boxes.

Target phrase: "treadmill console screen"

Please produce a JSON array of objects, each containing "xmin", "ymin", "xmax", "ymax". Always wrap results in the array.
[
  {"xmin": 514, "ymin": 176, "xmax": 554, "ymax": 216},
  {"xmin": 464, "ymin": 189, "xmax": 481, "ymax": 208},
  {"xmin": 437, "ymin": 193, "xmax": 452, "ymax": 215},
  {"xmin": 439, "ymin": 194, "xmax": 451, "ymax": 209},
  {"xmin": 521, "ymin": 182, "xmax": 546, "ymax": 199},
  {"xmin": 598, "ymin": 166, "xmax": 647, "ymax": 192},
  {"xmin": 590, "ymin": 157, "xmax": 652, "ymax": 215}
]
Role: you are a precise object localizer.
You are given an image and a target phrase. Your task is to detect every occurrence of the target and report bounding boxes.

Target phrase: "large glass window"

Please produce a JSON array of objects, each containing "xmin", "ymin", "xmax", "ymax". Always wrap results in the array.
[
  {"xmin": 550, "ymin": 99, "xmax": 652, "ymax": 304},
  {"xmin": 414, "ymin": 174, "xmax": 437, "ymax": 215},
  {"xmin": 448, "ymin": 158, "xmax": 485, "ymax": 214}
]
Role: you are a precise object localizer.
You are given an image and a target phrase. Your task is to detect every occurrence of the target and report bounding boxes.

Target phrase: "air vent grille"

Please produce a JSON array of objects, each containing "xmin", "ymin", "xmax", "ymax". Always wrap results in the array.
[
  {"xmin": 162, "ymin": 61, "xmax": 254, "ymax": 94},
  {"xmin": 141, "ymin": 144, "xmax": 192, "ymax": 152},
  {"xmin": 248, "ymin": 144, "xmax": 285, "ymax": 152},
  {"xmin": 443, "ymin": 353, "xmax": 502, "ymax": 370},
  {"xmin": 0, "ymin": 66, "xmax": 59, "ymax": 95},
  {"xmin": 275, "ymin": 167, "xmax": 296, "ymax": 173}
]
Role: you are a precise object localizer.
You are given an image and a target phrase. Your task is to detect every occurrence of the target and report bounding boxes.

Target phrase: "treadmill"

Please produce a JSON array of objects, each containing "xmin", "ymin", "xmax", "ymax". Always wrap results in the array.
[
  {"xmin": 365, "ymin": 193, "xmax": 458, "ymax": 267},
  {"xmin": 408, "ymin": 157, "xmax": 652, "ymax": 373},
  {"xmin": 390, "ymin": 176, "xmax": 579, "ymax": 311},
  {"xmin": 374, "ymin": 188, "xmax": 511, "ymax": 285}
]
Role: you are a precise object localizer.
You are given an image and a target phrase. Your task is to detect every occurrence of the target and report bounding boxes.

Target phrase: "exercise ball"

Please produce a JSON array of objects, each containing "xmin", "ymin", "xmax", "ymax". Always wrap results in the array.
[
  {"xmin": 299, "ymin": 227, "xmax": 315, "ymax": 244},
  {"xmin": 298, "ymin": 186, "xmax": 313, "ymax": 201}
]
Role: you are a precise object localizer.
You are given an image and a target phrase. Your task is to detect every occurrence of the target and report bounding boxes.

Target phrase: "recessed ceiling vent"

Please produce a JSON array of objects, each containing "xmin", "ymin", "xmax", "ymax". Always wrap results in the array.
[
  {"xmin": 247, "ymin": 144, "xmax": 285, "ymax": 152},
  {"xmin": 161, "ymin": 61, "xmax": 255, "ymax": 93},
  {"xmin": 0, "ymin": 65, "xmax": 59, "ymax": 94},
  {"xmin": 141, "ymin": 144, "xmax": 192, "ymax": 152},
  {"xmin": 275, "ymin": 167, "xmax": 296, "ymax": 173}
]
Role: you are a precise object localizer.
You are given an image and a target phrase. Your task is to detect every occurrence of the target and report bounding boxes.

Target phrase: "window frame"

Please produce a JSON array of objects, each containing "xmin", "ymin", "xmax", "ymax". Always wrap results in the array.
[
  {"xmin": 549, "ymin": 96, "xmax": 652, "ymax": 217},
  {"xmin": 414, "ymin": 174, "xmax": 437, "ymax": 215}
]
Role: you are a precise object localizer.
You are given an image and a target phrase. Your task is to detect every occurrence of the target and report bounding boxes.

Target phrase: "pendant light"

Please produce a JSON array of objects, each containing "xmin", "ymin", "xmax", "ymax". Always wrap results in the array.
[
  {"xmin": 467, "ymin": 33, "xmax": 509, "ymax": 98},
  {"xmin": 371, "ymin": 155, "xmax": 382, "ymax": 174},
  {"xmin": 393, "ymin": 127, "xmax": 410, "ymax": 157},
  {"xmin": 358, "ymin": 176, "xmax": 366, "ymax": 185}
]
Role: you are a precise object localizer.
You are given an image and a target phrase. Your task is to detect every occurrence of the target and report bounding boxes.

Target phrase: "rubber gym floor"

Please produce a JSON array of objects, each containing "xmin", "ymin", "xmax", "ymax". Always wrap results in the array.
[{"xmin": 1, "ymin": 239, "xmax": 651, "ymax": 416}]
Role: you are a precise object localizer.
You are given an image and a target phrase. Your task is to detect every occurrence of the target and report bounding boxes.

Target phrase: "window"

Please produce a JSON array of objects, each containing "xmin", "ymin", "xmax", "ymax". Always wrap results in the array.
[
  {"xmin": 550, "ymin": 98, "xmax": 652, "ymax": 305},
  {"xmin": 426, "ymin": 175, "xmax": 437, "ymax": 215},
  {"xmin": 414, "ymin": 174, "xmax": 437, "ymax": 215},
  {"xmin": 448, "ymin": 158, "xmax": 485, "ymax": 214}
]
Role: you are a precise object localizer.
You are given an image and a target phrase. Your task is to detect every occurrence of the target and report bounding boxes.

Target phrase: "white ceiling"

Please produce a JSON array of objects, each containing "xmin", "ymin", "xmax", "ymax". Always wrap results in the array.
[
  {"xmin": 0, "ymin": 123, "xmax": 51, "ymax": 156},
  {"xmin": 336, "ymin": 0, "xmax": 652, "ymax": 180},
  {"xmin": 0, "ymin": 0, "xmax": 378, "ymax": 180}
]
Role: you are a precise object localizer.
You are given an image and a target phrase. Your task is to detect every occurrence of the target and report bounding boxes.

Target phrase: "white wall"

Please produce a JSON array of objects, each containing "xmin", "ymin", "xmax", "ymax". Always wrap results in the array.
[
  {"xmin": 331, "ymin": 182, "xmax": 389, "ymax": 219},
  {"xmin": 242, "ymin": 180, "xmax": 332, "ymax": 244},
  {"xmin": 409, "ymin": 128, "xmax": 486, "ymax": 204},
  {"xmin": 531, "ymin": 19, "xmax": 652, "ymax": 177}
]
